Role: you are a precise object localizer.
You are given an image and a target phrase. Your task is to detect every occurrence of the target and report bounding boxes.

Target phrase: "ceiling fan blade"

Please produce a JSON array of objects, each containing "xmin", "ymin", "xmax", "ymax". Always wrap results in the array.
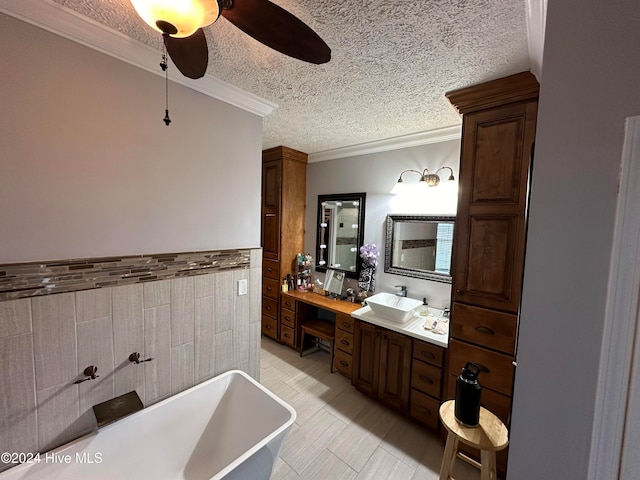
[
  {"xmin": 221, "ymin": 0, "xmax": 331, "ymax": 64},
  {"xmin": 163, "ymin": 28, "xmax": 208, "ymax": 79}
]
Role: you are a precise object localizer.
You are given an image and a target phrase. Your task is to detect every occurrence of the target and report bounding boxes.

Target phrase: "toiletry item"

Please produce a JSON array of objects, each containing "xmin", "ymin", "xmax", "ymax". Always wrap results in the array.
[
  {"xmin": 455, "ymin": 362, "xmax": 482, "ymax": 427},
  {"xmin": 419, "ymin": 298, "xmax": 429, "ymax": 316},
  {"xmin": 423, "ymin": 315, "xmax": 447, "ymax": 334},
  {"xmin": 282, "ymin": 277, "xmax": 288, "ymax": 292}
]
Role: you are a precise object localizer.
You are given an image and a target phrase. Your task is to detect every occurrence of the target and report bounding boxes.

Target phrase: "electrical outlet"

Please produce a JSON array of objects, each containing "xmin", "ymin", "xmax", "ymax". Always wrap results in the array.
[{"xmin": 237, "ymin": 278, "xmax": 248, "ymax": 296}]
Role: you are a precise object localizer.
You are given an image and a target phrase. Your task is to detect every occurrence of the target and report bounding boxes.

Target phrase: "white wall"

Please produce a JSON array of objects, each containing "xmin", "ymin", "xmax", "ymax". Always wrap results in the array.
[
  {"xmin": 509, "ymin": 0, "xmax": 640, "ymax": 478},
  {"xmin": 305, "ymin": 140, "xmax": 460, "ymax": 308},
  {"xmin": 0, "ymin": 13, "xmax": 262, "ymax": 263}
]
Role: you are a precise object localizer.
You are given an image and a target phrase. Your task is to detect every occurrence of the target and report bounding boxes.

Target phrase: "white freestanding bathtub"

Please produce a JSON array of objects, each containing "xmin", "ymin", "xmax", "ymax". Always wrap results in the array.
[{"xmin": 0, "ymin": 370, "xmax": 296, "ymax": 480}]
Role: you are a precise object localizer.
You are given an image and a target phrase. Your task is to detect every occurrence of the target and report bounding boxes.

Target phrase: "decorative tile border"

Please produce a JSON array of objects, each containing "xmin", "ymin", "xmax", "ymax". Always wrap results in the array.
[
  {"xmin": 0, "ymin": 249, "xmax": 252, "ymax": 301},
  {"xmin": 400, "ymin": 239, "xmax": 437, "ymax": 249}
]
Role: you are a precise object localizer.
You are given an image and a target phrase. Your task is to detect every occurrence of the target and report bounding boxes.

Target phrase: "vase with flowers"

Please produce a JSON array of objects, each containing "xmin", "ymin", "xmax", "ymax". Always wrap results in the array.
[{"xmin": 358, "ymin": 243, "xmax": 379, "ymax": 293}]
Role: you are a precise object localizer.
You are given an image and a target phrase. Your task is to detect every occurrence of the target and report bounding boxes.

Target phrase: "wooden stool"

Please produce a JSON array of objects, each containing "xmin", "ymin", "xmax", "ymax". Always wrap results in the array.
[
  {"xmin": 438, "ymin": 399, "xmax": 509, "ymax": 480},
  {"xmin": 300, "ymin": 319, "xmax": 335, "ymax": 373}
]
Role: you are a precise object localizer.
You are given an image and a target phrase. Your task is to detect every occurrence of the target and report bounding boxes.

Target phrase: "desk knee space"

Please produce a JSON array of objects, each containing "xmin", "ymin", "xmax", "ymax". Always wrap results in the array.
[{"xmin": 300, "ymin": 319, "xmax": 336, "ymax": 372}]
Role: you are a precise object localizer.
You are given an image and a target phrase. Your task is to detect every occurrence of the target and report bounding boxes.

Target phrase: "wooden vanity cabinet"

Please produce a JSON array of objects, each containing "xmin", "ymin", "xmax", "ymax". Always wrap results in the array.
[
  {"xmin": 409, "ymin": 339, "xmax": 445, "ymax": 430},
  {"xmin": 352, "ymin": 320, "xmax": 412, "ymax": 412},
  {"xmin": 260, "ymin": 146, "xmax": 307, "ymax": 344},
  {"xmin": 444, "ymin": 71, "xmax": 539, "ymax": 477},
  {"xmin": 352, "ymin": 320, "xmax": 445, "ymax": 431}
]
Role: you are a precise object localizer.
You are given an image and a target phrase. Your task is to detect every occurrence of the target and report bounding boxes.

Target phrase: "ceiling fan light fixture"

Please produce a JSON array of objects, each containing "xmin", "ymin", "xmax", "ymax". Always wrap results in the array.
[{"xmin": 130, "ymin": 0, "xmax": 221, "ymax": 38}]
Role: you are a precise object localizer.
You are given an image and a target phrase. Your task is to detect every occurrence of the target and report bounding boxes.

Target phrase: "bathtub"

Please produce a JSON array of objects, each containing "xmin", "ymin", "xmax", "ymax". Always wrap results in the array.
[{"xmin": 1, "ymin": 370, "xmax": 296, "ymax": 480}]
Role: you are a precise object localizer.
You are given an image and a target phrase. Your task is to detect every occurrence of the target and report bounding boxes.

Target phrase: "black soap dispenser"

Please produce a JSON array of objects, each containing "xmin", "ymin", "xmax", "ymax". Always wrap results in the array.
[{"xmin": 455, "ymin": 362, "xmax": 482, "ymax": 427}]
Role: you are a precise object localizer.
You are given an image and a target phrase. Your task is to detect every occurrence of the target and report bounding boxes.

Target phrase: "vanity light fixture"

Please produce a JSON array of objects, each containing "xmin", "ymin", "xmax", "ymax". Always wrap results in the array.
[{"xmin": 391, "ymin": 167, "xmax": 456, "ymax": 194}]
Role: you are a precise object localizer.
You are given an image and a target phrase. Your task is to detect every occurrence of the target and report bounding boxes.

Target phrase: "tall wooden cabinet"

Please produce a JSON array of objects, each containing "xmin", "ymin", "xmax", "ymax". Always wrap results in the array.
[
  {"xmin": 261, "ymin": 146, "xmax": 308, "ymax": 344},
  {"xmin": 444, "ymin": 72, "xmax": 539, "ymax": 475}
]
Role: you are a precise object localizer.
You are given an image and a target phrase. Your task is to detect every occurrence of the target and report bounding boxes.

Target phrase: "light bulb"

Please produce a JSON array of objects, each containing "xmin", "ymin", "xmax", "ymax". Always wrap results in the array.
[{"xmin": 130, "ymin": 0, "xmax": 221, "ymax": 38}]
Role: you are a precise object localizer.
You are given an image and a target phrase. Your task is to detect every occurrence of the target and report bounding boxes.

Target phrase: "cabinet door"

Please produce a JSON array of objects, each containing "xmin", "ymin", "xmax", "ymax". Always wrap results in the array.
[
  {"xmin": 261, "ymin": 212, "xmax": 280, "ymax": 260},
  {"xmin": 352, "ymin": 321, "xmax": 380, "ymax": 397},
  {"xmin": 453, "ymin": 100, "xmax": 537, "ymax": 313},
  {"xmin": 262, "ymin": 160, "xmax": 281, "ymax": 210},
  {"xmin": 378, "ymin": 329, "xmax": 411, "ymax": 412}
]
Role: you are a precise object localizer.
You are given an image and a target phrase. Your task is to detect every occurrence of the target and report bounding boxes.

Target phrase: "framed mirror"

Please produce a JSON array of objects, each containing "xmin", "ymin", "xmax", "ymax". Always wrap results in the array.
[
  {"xmin": 316, "ymin": 193, "xmax": 366, "ymax": 279},
  {"xmin": 384, "ymin": 214, "xmax": 455, "ymax": 283}
]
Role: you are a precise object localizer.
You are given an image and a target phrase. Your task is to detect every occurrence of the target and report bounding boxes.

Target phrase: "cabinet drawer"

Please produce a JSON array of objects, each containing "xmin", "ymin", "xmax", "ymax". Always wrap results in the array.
[
  {"xmin": 336, "ymin": 313, "xmax": 355, "ymax": 333},
  {"xmin": 281, "ymin": 295, "xmax": 295, "ymax": 311},
  {"xmin": 262, "ymin": 296, "xmax": 278, "ymax": 319},
  {"xmin": 410, "ymin": 388, "xmax": 440, "ymax": 430},
  {"xmin": 336, "ymin": 329, "xmax": 354, "ymax": 354},
  {"xmin": 451, "ymin": 303, "xmax": 517, "ymax": 354},
  {"xmin": 262, "ymin": 277, "xmax": 280, "ymax": 299},
  {"xmin": 280, "ymin": 324, "xmax": 296, "ymax": 347},
  {"xmin": 280, "ymin": 307, "xmax": 296, "ymax": 329},
  {"xmin": 263, "ymin": 259, "xmax": 280, "ymax": 280},
  {"xmin": 448, "ymin": 339, "xmax": 514, "ymax": 396},
  {"xmin": 411, "ymin": 359, "xmax": 442, "ymax": 398},
  {"xmin": 334, "ymin": 349, "xmax": 353, "ymax": 378},
  {"xmin": 261, "ymin": 315, "xmax": 277, "ymax": 340},
  {"xmin": 412, "ymin": 339, "xmax": 444, "ymax": 367}
]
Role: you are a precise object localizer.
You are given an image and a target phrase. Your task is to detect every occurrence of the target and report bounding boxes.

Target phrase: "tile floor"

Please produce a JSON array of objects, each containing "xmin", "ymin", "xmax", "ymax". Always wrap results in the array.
[{"xmin": 260, "ymin": 338, "xmax": 480, "ymax": 480}]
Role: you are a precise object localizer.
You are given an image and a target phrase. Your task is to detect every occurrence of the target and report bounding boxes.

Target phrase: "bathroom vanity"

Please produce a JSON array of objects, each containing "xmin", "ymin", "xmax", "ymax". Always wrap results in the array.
[
  {"xmin": 278, "ymin": 290, "xmax": 448, "ymax": 433},
  {"xmin": 351, "ymin": 305, "xmax": 448, "ymax": 432}
]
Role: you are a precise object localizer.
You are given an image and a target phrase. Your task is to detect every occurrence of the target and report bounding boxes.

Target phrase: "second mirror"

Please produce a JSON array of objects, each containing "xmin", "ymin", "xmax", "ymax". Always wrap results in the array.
[{"xmin": 316, "ymin": 192, "xmax": 366, "ymax": 279}]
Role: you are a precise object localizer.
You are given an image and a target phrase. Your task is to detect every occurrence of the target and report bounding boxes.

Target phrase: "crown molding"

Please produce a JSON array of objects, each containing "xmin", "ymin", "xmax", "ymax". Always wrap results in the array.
[
  {"xmin": 0, "ymin": 0, "xmax": 277, "ymax": 117},
  {"xmin": 308, "ymin": 125, "xmax": 462, "ymax": 162}
]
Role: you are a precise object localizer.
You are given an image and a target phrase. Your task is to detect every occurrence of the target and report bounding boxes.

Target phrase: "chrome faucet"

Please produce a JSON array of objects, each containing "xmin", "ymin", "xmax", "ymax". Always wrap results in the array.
[{"xmin": 395, "ymin": 285, "xmax": 407, "ymax": 297}]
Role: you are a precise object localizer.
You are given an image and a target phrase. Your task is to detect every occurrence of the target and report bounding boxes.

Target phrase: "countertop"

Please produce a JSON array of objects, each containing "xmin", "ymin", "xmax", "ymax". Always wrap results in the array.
[
  {"xmin": 351, "ymin": 305, "xmax": 449, "ymax": 348},
  {"xmin": 281, "ymin": 290, "xmax": 362, "ymax": 316}
]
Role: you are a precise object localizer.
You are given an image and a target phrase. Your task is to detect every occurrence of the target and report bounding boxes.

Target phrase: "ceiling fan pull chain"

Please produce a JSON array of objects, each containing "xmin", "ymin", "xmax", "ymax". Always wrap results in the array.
[{"xmin": 161, "ymin": 37, "xmax": 171, "ymax": 126}]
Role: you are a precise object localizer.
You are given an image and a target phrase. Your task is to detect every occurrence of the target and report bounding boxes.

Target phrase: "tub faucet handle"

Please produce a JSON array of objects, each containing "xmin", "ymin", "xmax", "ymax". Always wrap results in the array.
[
  {"xmin": 74, "ymin": 365, "xmax": 99, "ymax": 384},
  {"xmin": 129, "ymin": 352, "xmax": 154, "ymax": 364}
]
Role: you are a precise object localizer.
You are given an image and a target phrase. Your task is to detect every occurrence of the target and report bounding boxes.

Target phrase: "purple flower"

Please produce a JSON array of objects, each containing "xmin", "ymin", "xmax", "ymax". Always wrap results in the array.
[{"xmin": 359, "ymin": 243, "xmax": 379, "ymax": 268}]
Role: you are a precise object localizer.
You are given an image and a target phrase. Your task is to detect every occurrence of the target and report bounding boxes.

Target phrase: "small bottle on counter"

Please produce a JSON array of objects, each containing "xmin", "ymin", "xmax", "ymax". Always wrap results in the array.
[{"xmin": 419, "ymin": 298, "xmax": 429, "ymax": 316}]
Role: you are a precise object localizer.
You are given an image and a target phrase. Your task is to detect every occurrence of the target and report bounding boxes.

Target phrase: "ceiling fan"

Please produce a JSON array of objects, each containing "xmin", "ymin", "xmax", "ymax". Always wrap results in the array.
[{"xmin": 130, "ymin": 0, "xmax": 331, "ymax": 80}]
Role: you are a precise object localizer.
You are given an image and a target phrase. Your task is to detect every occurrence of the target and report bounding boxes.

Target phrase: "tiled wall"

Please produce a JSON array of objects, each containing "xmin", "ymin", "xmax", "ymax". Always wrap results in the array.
[{"xmin": 0, "ymin": 248, "xmax": 262, "ymax": 468}]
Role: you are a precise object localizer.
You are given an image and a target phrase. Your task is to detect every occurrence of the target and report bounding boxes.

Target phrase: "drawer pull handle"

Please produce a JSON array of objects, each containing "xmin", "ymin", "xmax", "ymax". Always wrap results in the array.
[
  {"xmin": 475, "ymin": 326, "xmax": 495, "ymax": 335},
  {"xmin": 266, "ymin": 306, "xmax": 272, "ymax": 311},
  {"xmin": 341, "ymin": 339, "xmax": 350, "ymax": 345},
  {"xmin": 284, "ymin": 333, "xmax": 290, "ymax": 338},
  {"xmin": 285, "ymin": 316, "xmax": 291, "ymax": 321},
  {"xmin": 285, "ymin": 302, "xmax": 293, "ymax": 308},
  {"xmin": 418, "ymin": 406, "xmax": 432, "ymax": 415},
  {"xmin": 341, "ymin": 322, "xmax": 351, "ymax": 328},
  {"xmin": 267, "ymin": 267, "xmax": 273, "ymax": 272},
  {"xmin": 456, "ymin": 289, "xmax": 465, "ymax": 296},
  {"xmin": 340, "ymin": 360, "xmax": 349, "ymax": 367},
  {"xmin": 420, "ymin": 351, "xmax": 435, "ymax": 360},
  {"xmin": 266, "ymin": 325, "xmax": 271, "ymax": 330},
  {"xmin": 419, "ymin": 375, "xmax": 434, "ymax": 384},
  {"xmin": 266, "ymin": 286, "xmax": 272, "ymax": 292}
]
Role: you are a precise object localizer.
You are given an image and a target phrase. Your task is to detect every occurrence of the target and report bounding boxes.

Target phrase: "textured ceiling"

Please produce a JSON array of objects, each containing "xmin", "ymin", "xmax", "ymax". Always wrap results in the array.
[{"xmin": 51, "ymin": 0, "xmax": 531, "ymax": 154}]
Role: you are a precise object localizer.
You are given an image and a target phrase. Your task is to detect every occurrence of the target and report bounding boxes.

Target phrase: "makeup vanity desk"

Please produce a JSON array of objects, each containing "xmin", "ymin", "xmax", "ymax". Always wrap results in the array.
[{"xmin": 280, "ymin": 290, "xmax": 362, "ymax": 378}]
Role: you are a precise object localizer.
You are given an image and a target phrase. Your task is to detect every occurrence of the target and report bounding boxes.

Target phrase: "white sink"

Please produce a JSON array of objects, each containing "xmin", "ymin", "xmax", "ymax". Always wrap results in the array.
[{"xmin": 365, "ymin": 292, "xmax": 422, "ymax": 324}]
